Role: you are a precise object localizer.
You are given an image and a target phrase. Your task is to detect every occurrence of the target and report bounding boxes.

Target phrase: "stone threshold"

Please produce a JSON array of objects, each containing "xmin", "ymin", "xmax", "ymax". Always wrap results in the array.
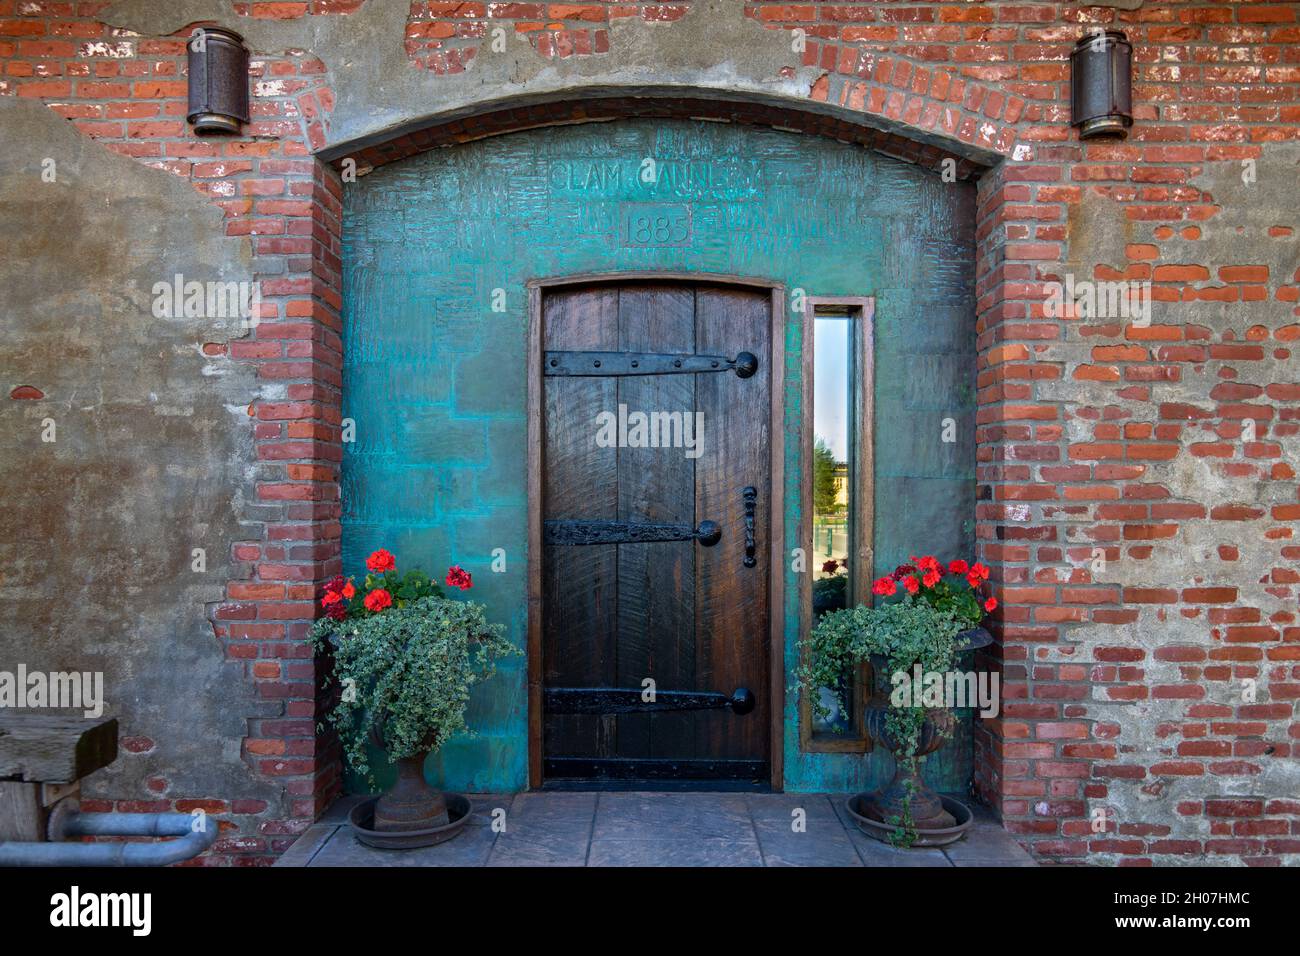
[{"xmin": 276, "ymin": 791, "xmax": 1037, "ymax": 867}]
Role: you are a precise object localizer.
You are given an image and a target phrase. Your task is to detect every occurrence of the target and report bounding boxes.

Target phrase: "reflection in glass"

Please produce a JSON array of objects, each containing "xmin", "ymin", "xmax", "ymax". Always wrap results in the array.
[{"xmin": 811, "ymin": 315, "xmax": 853, "ymax": 734}]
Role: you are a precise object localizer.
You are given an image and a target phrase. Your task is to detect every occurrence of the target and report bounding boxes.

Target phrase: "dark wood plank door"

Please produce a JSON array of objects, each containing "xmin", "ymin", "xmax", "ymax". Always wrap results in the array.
[{"xmin": 541, "ymin": 282, "xmax": 771, "ymax": 785}]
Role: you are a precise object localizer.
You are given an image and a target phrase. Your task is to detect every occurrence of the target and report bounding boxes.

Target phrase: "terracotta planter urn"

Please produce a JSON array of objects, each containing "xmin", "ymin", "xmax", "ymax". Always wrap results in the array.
[
  {"xmin": 346, "ymin": 723, "xmax": 471, "ymax": 849},
  {"xmin": 372, "ymin": 750, "xmax": 450, "ymax": 831}
]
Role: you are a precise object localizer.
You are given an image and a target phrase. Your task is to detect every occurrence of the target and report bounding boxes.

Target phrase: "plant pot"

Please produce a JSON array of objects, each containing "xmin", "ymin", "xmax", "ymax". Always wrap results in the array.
[
  {"xmin": 860, "ymin": 705, "xmax": 959, "ymax": 830},
  {"xmin": 349, "ymin": 793, "xmax": 471, "ymax": 850},
  {"xmin": 855, "ymin": 625, "xmax": 992, "ymax": 842},
  {"xmin": 372, "ymin": 751, "xmax": 450, "ymax": 831},
  {"xmin": 956, "ymin": 625, "xmax": 994, "ymax": 653},
  {"xmin": 347, "ymin": 743, "xmax": 472, "ymax": 849},
  {"xmin": 845, "ymin": 793, "xmax": 973, "ymax": 847},
  {"xmin": 362, "ymin": 719, "xmax": 455, "ymax": 837},
  {"xmin": 865, "ymin": 626, "xmax": 994, "ymax": 695}
]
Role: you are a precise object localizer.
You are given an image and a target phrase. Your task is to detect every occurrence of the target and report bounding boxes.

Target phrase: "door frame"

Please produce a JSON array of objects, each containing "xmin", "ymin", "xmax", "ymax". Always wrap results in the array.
[{"xmin": 525, "ymin": 271, "xmax": 787, "ymax": 791}]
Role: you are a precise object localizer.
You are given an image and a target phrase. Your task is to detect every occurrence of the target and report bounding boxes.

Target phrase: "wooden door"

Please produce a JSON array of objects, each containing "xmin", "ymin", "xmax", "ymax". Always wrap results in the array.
[{"xmin": 540, "ymin": 281, "xmax": 771, "ymax": 786}]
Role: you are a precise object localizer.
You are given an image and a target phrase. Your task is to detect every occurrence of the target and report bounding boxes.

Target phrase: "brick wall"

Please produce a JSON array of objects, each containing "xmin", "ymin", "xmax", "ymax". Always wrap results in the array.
[
  {"xmin": 2, "ymin": 0, "xmax": 1297, "ymax": 864},
  {"xmin": 972, "ymin": 146, "xmax": 1300, "ymax": 863}
]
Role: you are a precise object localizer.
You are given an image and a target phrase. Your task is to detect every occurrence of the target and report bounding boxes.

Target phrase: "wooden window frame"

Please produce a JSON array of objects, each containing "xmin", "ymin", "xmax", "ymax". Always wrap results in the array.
[{"xmin": 798, "ymin": 296, "xmax": 876, "ymax": 754}]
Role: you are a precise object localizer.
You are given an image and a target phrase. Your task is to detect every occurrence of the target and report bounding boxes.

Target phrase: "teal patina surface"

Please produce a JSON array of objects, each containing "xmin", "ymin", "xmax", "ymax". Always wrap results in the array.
[{"xmin": 341, "ymin": 118, "xmax": 977, "ymax": 794}]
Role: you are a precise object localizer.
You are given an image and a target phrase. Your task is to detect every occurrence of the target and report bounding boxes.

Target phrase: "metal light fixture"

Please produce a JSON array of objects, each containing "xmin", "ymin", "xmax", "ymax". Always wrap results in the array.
[
  {"xmin": 187, "ymin": 27, "xmax": 249, "ymax": 135},
  {"xmin": 1070, "ymin": 30, "xmax": 1132, "ymax": 139}
]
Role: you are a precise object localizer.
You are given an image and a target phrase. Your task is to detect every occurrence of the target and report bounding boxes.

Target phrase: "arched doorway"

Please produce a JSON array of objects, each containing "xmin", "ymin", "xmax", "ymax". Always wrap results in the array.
[{"xmin": 340, "ymin": 116, "xmax": 977, "ymax": 793}]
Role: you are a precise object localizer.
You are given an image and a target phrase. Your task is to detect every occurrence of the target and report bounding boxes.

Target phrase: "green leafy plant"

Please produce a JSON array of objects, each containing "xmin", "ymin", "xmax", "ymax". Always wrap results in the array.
[
  {"xmin": 312, "ymin": 549, "xmax": 519, "ymax": 786},
  {"xmin": 799, "ymin": 553, "xmax": 994, "ymax": 845}
]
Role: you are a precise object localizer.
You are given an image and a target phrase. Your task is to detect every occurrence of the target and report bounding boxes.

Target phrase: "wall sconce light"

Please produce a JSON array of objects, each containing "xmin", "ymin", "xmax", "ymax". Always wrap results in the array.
[
  {"xmin": 187, "ymin": 27, "xmax": 249, "ymax": 135},
  {"xmin": 1070, "ymin": 30, "xmax": 1132, "ymax": 139}
]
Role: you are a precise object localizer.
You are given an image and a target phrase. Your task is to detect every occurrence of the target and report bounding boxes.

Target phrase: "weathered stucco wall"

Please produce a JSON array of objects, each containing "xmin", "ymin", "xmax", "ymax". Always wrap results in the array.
[{"xmin": 0, "ymin": 96, "xmax": 281, "ymax": 827}]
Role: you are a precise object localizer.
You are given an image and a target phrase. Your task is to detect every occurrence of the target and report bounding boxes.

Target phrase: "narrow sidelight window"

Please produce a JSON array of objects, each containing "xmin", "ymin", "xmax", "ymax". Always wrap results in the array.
[{"xmin": 800, "ymin": 298, "xmax": 875, "ymax": 752}]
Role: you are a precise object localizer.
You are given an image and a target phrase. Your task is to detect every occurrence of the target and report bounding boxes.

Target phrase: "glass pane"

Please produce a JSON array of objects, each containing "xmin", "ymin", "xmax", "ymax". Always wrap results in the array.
[{"xmin": 811, "ymin": 315, "xmax": 853, "ymax": 734}]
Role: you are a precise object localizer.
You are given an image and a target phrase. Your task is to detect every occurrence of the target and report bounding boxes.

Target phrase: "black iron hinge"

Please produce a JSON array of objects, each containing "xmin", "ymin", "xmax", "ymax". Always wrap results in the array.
[
  {"xmin": 544, "ymin": 350, "xmax": 758, "ymax": 378},
  {"xmin": 544, "ymin": 686, "xmax": 755, "ymax": 716},
  {"xmin": 543, "ymin": 519, "xmax": 721, "ymax": 547}
]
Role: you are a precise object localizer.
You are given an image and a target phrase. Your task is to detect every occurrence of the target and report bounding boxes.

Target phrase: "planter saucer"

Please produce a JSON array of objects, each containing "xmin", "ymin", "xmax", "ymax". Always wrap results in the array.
[
  {"xmin": 348, "ymin": 792, "xmax": 471, "ymax": 849},
  {"xmin": 845, "ymin": 793, "xmax": 974, "ymax": 847}
]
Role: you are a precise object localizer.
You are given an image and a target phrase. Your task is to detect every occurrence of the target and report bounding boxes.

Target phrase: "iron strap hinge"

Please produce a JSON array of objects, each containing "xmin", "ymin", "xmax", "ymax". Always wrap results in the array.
[
  {"xmin": 544, "ymin": 687, "xmax": 755, "ymax": 716},
  {"xmin": 544, "ymin": 350, "xmax": 758, "ymax": 378},
  {"xmin": 543, "ymin": 519, "xmax": 720, "ymax": 547}
]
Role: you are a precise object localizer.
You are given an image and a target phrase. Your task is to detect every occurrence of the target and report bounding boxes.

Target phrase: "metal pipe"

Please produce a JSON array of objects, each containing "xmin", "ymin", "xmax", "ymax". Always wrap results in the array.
[{"xmin": 0, "ymin": 812, "xmax": 218, "ymax": 867}]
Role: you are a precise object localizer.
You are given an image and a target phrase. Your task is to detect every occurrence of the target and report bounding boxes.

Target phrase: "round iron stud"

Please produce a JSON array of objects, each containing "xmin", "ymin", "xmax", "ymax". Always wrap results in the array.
[
  {"xmin": 729, "ymin": 688, "xmax": 755, "ymax": 715},
  {"xmin": 695, "ymin": 520, "xmax": 722, "ymax": 547}
]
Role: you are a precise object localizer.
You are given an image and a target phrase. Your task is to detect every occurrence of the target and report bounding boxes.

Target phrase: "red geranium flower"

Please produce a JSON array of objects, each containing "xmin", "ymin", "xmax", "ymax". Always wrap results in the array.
[
  {"xmin": 893, "ymin": 564, "xmax": 916, "ymax": 580},
  {"xmin": 872, "ymin": 576, "xmax": 897, "ymax": 597},
  {"xmin": 446, "ymin": 565, "xmax": 472, "ymax": 591},
  {"xmin": 364, "ymin": 588, "xmax": 392, "ymax": 612},
  {"xmin": 325, "ymin": 575, "xmax": 346, "ymax": 593},
  {"xmin": 916, "ymin": 554, "xmax": 941, "ymax": 574},
  {"xmin": 902, "ymin": 575, "xmax": 920, "ymax": 595},
  {"xmin": 326, "ymin": 602, "xmax": 347, "ymax": 621},
  {"xmin": 948, "ymin": 559, "xmax": 968, "ymax": 575},
  {"xmin": 922, "ymin": 568, "xmax": 941, "ymax": 588},
  {"xmin": 984, "ymin": 596, "xmax": 998, "ymax": 612},
  {"xmin": 321, "ymin": 590, "xmax": 342, "ymax": 607},
  {"xmin": 341, "ymin": 580, "xmax": 356, "ymax": 599},
  {"xmin": 970, "ymin": 562, "xmax": 990, "ymax": 583},
  {"xmin": 366, "ymin": 548, "xmax": 396, "ymax": 573}
]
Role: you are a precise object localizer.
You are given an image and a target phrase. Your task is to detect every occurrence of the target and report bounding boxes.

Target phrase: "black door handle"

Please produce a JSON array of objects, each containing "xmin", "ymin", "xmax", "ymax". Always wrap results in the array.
[{"xmin": 743, "ymin": 486, "xmax": 757, "ymax": 567}]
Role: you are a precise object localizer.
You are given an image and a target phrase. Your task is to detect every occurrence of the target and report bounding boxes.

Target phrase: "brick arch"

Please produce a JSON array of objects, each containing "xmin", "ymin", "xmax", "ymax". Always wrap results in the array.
[
  {"xmin": 222, "ymin": 32, "xmax": 1300, "ymax": 866},
  {"xmin": 316, "ymin": 84, "xmax": 1019, "ymax": 182},
  {"xmin": 172, "ymin": 56, "xmax": 1029, "ymax": 864}
]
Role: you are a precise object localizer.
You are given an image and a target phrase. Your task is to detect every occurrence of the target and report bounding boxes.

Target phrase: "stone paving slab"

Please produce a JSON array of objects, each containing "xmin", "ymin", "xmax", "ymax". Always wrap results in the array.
[
  {"xmin": 279, "ymin": 791, "xmax": 1037, "ymax": 868},
  {"xmin": 591, "ymin": 792, "xmax": 755, "ymax": 842},
  {"xmin": 487, "ymin": 791, "xmax": 594, "ymax": 867},
  {"xmin": 746, "ymin": 793, "xmax": 863, "ymax": 867},
  {"xmin": 587, "ymin": 837, "xmax": 764, "ymax": 867}
]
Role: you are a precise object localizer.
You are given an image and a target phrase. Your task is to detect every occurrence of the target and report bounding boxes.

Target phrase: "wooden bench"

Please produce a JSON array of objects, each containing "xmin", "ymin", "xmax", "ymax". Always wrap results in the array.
[{"xmin": 0, "ymin": 714, "xmax": 118, "ymax": 841}]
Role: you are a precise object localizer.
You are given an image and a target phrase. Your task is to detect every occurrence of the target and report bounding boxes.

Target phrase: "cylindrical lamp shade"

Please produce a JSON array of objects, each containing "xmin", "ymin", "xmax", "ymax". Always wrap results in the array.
[
  {"xmin": 1070, "ymin": 31, "xmax": 1132, "ymax": 139},
  {"xmin": 187, "ymin": 28, "xmax": 249, "ymax": 135}
]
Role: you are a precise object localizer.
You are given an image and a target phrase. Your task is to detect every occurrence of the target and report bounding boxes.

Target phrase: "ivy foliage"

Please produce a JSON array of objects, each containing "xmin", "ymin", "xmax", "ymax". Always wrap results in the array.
[
  {"xmin": 312, "ymin": 596, "xmax": 519, "ymax": 786},
  {"xmin": 797, "ymin": 595, "xmax": 965, "ymax": 845}
]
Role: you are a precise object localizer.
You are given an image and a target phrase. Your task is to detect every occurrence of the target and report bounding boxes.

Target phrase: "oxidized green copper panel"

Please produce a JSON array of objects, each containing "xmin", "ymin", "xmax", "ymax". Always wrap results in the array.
[{"xmin": 342, "ymin": 118, "xmax": 976, "ymax": 794}]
